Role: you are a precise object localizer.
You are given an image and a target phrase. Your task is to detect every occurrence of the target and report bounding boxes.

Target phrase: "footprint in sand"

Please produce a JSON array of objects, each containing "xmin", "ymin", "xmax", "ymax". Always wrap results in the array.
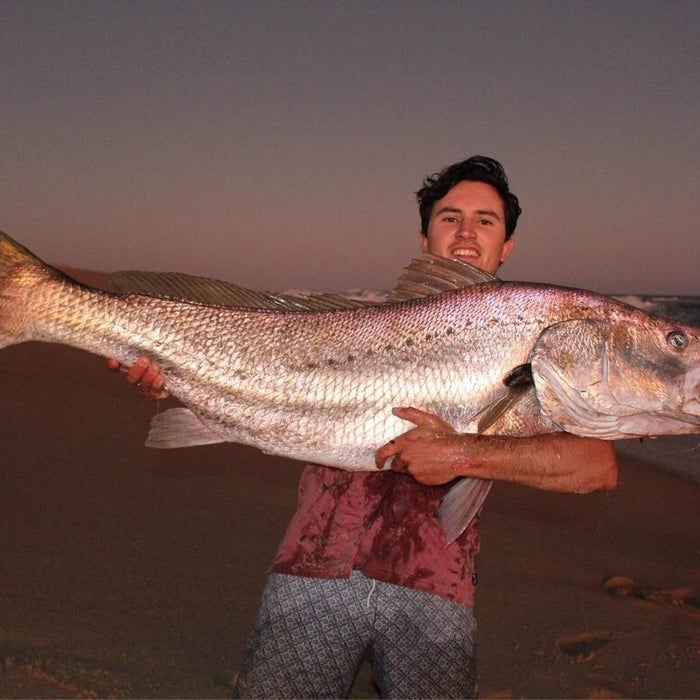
[
  {"xmin": 603, "ymin": 576, "xmax": 700, "ymax": 620},
  {"xmin": 555, "ymin": 631, "xmax": 613, "ymax": 660}
]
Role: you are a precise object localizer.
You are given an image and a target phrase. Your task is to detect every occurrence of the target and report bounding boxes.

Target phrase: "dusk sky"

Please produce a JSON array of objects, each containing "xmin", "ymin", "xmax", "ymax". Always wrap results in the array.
[{"xmin": 1, "ymin": 1, "xmax": 697, "ymax": 295}]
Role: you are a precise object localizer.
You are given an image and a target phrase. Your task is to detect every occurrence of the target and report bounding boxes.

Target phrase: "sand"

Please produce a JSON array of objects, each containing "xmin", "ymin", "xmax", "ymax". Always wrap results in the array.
[{"xmin": 0, "ymin": 340, "xmax": 697, "ymax": 698}]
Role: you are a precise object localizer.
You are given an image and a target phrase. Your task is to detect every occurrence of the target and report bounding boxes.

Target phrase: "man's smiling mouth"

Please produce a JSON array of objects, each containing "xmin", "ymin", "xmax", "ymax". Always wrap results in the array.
[{"xmin": 451, "ymin": 248, "xmax": 479, "ymax": 259}]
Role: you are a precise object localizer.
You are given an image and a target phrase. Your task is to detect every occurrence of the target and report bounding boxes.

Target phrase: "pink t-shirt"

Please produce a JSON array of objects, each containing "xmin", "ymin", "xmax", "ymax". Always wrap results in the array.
[{"xmin": 271, "ymin": 464, "xmax": 480, "ymax": 606}]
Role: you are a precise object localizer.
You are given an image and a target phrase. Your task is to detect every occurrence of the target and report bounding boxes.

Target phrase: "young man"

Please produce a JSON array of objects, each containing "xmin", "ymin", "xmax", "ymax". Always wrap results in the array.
[{"xmin": 115, "ymin": 156, "xmax": 617, "ymax": 698}]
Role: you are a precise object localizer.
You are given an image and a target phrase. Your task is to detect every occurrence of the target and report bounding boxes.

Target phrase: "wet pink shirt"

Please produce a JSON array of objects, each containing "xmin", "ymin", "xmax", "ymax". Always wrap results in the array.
[{"xmin": 271, "ymin": 464, "xmax": 480, "ymax": 606}]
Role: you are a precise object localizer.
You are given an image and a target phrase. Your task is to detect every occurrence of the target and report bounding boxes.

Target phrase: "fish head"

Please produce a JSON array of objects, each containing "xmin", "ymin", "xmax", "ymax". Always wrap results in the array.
[{"xmin": 530, "ymin": 315, "xmax": 700, "ymax": 439}]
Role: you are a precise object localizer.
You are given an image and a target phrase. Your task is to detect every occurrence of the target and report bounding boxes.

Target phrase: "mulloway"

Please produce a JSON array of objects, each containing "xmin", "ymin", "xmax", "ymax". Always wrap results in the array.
[{"xmin": 1, "ymin": 231, "xmax": 699, "ymax": 541}]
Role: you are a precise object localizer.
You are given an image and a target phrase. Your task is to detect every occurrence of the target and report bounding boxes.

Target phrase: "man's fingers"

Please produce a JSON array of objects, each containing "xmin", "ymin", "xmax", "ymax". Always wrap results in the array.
[
  {"xmin": 376, "ymin": 407, "xmax": 455, "ymax": 469},
  {"xmin": 108, "ymin": 355, "xmax": 169, "ymax": 400},
  {"xmin": 375, "ymin": 440, "xmax": 396, "ymax": 469},
  {"xmin": 391, "ymin": 406, "xmax": 422, "ymax": 423},
  {"xmin": 136, "ymin": 360, "xmax": 169, "ymax": 399},
  {"xmin": 392, "ymin": 406, "xmax": 452, "ymax": 432},
  {"xmin": 375, "ymin": 435, "xmax": 411, "ymax": 469},
  {"xmin": 390, "ymin": 456, "xmax": 409, "ymax": 473},
  {"xmin": 141, "ymin": 362, "xmax": 163, "ymax": 390},
  {"xmin": 143, "ymin": 367, "xmax": 169, "ymax": 399},
  {"xmin": 125, "ymin": 357, "xmax": 163, "ymax": 393},
  {"xmin": 125, "ymin": 357, "xmax": 149, "ymax": 385}
]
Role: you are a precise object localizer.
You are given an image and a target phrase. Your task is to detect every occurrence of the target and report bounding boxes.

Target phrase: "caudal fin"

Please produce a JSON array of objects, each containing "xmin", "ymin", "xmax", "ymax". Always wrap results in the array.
[
  {"xmin": 0, "ymin": 231, "xmax": 58, "ymax": 349},
  {"xmin": 0, "ymin": 229, "xmax": 43, "ymax": 271}
]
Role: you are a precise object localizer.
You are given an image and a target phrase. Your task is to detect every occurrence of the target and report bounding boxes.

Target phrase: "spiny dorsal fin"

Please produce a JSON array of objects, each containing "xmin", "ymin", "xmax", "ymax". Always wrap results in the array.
[
  {"xmin": 386, "ymin": 253, "xmax": 500, "ymax": 303},
  {"xmin": 110, "ymin": 270, "xmax": 369, "ymax": 311}
]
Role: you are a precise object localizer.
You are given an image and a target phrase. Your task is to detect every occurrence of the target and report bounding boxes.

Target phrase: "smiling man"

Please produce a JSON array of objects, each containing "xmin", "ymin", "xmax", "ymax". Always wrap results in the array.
[
  {"xmin": 120, "ymin": 156, "xmax": 617, "ymax": 699},
  {"xmin": 233, "ymin": 156, "xmax": 617, "ymax": 699}
]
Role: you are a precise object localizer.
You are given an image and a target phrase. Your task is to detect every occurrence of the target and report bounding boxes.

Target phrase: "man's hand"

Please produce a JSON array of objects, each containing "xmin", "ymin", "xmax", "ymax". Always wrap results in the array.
[
  {"xmin": 376, "ymin": 407, "xmax": 619, "ymax": 493},
  {"xmin": 107, "ymin": 355, "xmax": 169, "ymax": 400},
  {"xmin": 375, "ymin": 407, "xmax": 476, "ymax": 486}
]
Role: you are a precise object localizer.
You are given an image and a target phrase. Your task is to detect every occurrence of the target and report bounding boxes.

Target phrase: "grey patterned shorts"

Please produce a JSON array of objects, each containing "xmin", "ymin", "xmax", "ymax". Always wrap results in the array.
[{"xmin": 232, "ymin": 570, "xmax": 476, "ymax": 699}]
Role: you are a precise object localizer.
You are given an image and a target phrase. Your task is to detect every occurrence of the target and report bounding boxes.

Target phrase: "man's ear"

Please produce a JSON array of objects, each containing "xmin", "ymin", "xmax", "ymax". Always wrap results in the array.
[
  {"xmin": 500, "ymin": 237, "xmax": 515, "ymax": 264},
  {"xmin": 419, "ymin": 232, "xmax": 429, "ymax": 253}
]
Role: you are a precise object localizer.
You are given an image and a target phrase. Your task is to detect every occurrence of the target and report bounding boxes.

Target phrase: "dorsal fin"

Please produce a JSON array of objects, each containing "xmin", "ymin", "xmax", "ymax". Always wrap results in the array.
[
  {"xmin": 110, "ymin": 270, "xmax": 369, "ymax": 311},
  {"xmin": 386, "ymin": 253, "xmax": 500, "ymax": 303}
]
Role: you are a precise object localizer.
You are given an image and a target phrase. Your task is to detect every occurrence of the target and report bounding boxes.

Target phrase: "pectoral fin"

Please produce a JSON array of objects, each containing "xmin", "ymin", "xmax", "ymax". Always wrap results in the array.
[
  {"xmin": 440, "ymin": 364, "xmax": 535, "ymax": 543},
  {"xmin": 476, "ymin": 363, "xmax": 535, "ymax": 433},
  {"xmin": 146, "ymin": 408, "xmax": 227, "ymax": 448}
]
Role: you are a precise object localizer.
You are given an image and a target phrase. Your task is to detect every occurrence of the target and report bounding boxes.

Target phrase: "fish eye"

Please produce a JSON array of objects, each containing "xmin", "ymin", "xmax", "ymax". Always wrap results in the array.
[{"xmin": 666, "ymin": 330, "xmax": 689, "ymax": 350}]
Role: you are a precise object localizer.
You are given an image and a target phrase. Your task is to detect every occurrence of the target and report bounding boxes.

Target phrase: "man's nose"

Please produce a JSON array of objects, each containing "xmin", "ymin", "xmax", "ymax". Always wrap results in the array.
[{"xmin": 456, "ymin": 221, "xmax": 475, "ymax": 238}]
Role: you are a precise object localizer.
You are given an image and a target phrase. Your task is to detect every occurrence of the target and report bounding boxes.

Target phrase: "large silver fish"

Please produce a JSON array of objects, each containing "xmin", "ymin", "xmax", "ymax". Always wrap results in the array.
[{"xmin": 1, "ymin": 231, "xmax": 699, "ymax": 540}]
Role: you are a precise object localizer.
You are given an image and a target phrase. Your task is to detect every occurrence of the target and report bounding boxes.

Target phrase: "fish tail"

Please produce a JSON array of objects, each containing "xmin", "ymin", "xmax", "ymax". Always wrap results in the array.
[{"xmin": 0, "ymin": 231, "xmax": 60, "ymax": 348}]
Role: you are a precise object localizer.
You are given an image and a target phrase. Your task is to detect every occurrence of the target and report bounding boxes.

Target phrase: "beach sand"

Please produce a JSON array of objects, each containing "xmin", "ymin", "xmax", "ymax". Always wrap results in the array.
[{"xmin": 0, "ymin": 339, "xmax": 697, "ymax": 698}]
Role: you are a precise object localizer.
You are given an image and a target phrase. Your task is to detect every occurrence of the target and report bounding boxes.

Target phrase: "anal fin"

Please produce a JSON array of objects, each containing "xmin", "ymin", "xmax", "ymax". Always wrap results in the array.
[{"xmin": 146, "ymin": 407, "xmax": 226, "ymax": 448}]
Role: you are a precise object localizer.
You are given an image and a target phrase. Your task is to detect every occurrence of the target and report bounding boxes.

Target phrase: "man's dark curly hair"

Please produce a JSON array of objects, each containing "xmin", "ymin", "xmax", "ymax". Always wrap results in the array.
[{"xmin": 417, "ymin": 155, "xmax": 522, "ymax": 240}]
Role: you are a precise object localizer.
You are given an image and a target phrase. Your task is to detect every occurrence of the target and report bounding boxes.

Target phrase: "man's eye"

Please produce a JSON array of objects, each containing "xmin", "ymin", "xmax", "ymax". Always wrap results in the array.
[{"xmin": 477, "ymin": 218, "xmax": 493, "ymax": 226}]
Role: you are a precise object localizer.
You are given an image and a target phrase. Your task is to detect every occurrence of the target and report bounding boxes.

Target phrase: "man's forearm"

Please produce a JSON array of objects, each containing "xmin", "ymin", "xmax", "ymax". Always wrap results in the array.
[
  {"xmin": 455, "ymin": 433, "xmax": 618, "ymax": 493},
  {"xmin": 376, "ymin": 407, "xmax": 619, "ymax": 493}
]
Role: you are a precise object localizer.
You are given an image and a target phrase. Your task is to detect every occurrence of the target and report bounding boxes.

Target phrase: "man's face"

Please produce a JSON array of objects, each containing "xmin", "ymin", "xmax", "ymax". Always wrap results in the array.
[{"xmin": 421, "ymin": 180, "xmax": 514, "ymax": 275}]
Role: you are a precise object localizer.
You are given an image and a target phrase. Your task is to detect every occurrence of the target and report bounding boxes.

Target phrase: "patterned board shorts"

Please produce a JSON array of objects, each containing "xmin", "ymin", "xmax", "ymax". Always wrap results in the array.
[{"xmin": 232, "ymin": 570, "xmax": 477, "ymax": 699}]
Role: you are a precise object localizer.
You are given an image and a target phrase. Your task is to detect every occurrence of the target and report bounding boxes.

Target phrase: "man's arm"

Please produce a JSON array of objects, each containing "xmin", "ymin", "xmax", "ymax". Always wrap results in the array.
[{"xmin": 375, "ymin": 407, "xmax": 618, "ymax": 493}]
